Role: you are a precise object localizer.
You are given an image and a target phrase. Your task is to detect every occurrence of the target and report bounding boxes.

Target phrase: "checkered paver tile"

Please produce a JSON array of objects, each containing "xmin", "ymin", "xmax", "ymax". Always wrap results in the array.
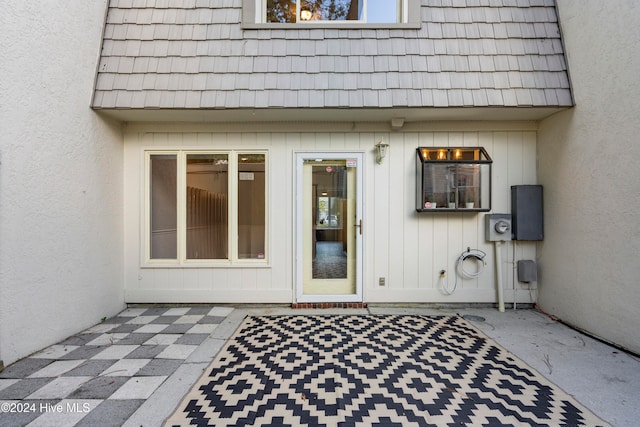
[{"xmin": 0, "ymin": 306, "xmax": 232, "ymax": 427}]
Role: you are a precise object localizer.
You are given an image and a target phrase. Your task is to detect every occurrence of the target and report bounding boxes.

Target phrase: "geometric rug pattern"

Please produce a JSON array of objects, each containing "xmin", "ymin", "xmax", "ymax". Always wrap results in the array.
[{"xmin": 165, "ymin": 315, "xmax": 610, "ymax": 426}]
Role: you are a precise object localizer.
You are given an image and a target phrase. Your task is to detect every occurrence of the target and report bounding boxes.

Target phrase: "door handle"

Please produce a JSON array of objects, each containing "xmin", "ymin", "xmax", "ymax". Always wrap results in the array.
[{"xmin": 354, "ymin": 219, "xmax": 362, "ymax": 235}]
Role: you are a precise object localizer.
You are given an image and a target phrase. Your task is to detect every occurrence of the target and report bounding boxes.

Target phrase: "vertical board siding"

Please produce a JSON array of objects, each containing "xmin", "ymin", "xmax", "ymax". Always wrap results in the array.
[
  {"xmin": 402, "ymin": 133, "xmax": 421, "ymax": 290},
  {"xmin": 388, "ymin": 132, "xmax": 405, "ymax": 289},
  {"xmin": 124, "ymin": 128, "xmax": 537, "ymax": 304}
]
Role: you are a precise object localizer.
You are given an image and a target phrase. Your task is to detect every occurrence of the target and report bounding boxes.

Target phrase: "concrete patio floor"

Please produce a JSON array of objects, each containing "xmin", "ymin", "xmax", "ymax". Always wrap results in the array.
[{"xmin": 1, "ymin": 305, "xmax": 638, "ymax": 426}]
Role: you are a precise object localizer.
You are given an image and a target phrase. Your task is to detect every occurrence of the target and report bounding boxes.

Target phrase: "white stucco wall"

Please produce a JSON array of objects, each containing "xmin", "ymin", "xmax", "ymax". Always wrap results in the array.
[
  {"xmin": 537, "ymin": 1, "xmax": 640, "ymax": 353},
  {"xmin": 0, "ymin": 1, "xmax": 125, "ymax": 365}
]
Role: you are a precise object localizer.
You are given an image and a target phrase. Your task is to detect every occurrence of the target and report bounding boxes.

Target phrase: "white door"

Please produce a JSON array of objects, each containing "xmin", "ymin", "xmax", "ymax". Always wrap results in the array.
[{"xmin": 295, "ymin": 153, "xmax": 363, "ymax": 302}]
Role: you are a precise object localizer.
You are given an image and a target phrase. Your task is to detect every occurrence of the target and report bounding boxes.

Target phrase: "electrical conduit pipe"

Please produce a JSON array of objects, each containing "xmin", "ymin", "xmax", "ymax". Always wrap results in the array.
[{"xmin": 494, "ymin": 241, "xmax": 505, "ymax": 312}]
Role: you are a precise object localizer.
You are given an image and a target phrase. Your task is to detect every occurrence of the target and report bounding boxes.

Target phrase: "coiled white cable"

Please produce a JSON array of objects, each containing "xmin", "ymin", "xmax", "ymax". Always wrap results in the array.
[
  {"xmin": 441, "ymin": 248, "xmax": 487, "ymax": 295},
  {"xmin": 457, "ymin": 248, "xmax": 486, "ymax": 279}
]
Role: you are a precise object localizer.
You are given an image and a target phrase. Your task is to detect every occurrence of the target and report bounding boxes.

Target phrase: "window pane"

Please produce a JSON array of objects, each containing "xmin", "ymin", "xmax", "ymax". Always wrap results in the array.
[
  {"xmin": 150, "ymin": 155, "xmax": 177, "ymax": 259},
  {"xmin": 366, "ymin": 0, "xmax": 398, "ymax": 23},
  {"xmin": 300, "ymin": 0, "xmax": 361, "ymax": 21},
  {"xmin": 420, "ymin": 163, "xmax": 450, "ymax": 209},
  {"xmin": 238, "ymin": 154, "xmax": 266, "ymax": 259},
  {"xmin": 266, "ymin": 0, "xmax": 296, "ymax": 22},
  {"xmin": 479, "ymin": 163, "xmax": 491, "ymax": 210},
  {"xmin": 264, "ymin": 0, "xmax": 402, "ymax": 23},
  {"xmin": 186, "ymin": 154, "xmax": 228, "ymax": 259},
  {"xmin": 458, "ymin": 164, "xmax": 480, "ymax": 208}
]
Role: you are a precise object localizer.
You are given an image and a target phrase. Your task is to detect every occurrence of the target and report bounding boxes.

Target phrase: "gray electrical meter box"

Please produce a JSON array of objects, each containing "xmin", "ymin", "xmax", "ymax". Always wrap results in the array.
[
  {"xmin": 517, "ymin": 260, "xmax": 538, "ymax": 282},
  {"xmin": 485, "ymin": 214, "xmax": 512, "ymax": 241},
  {"xmin": 511, "ymin": 185, "xmax": 543, "ymax": 240}
]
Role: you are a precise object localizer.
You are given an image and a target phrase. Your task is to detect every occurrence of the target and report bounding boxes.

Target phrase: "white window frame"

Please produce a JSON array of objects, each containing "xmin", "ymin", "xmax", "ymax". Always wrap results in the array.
[
  {"xmin": 256, "ymin": 0, "xmax": 408, "ymax": 25},
  {"xmin": 144, "ymin": 149, "xmax": 269, "ymax": 267}
]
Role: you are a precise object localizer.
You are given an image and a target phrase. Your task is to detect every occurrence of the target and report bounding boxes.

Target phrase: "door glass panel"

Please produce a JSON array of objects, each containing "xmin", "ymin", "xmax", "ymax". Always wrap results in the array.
[
  {"xmin": 238, "ymin": 154, "xmax": 266, "ymax": 259},
  {"xmin": 313, "ymin": 163, "xmax": 348, "ymax": 279},
  {"xmin": 150, "ymin": 154, "xmax": 177, "ymax": 259},
  {"xmin": 303, "ymin": 159, "xmax": 356, "ymax": 295},
  {"xmin": 186, "ymin": 154, "xmax": 228, "ymax": 259}
]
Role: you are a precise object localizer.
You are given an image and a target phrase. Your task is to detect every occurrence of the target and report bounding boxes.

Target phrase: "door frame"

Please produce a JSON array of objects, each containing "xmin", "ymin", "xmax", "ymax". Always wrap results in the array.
[{"xmin": 294, "ymin": 151, "xmax": 364, "ymax": 303}]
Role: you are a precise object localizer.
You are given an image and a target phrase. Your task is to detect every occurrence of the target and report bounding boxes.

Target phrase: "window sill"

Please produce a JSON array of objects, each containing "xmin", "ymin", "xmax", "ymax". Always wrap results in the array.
[
  {"xmin": 242, "ymin": 22, "xmax": 421, "ymax": 30},
  {"xmin": 142, "ymin": 261, "xmax": 271, "ymax": 269},
  {"xmin": 416, "ymin": 208, "xmax": 490, "ymax": 213}
]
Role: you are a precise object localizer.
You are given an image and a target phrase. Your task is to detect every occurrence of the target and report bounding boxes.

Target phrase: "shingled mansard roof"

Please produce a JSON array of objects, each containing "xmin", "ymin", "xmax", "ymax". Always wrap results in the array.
[{"xmin": 92, "ymin": 0, "xmax": 572, "ymax": 122}]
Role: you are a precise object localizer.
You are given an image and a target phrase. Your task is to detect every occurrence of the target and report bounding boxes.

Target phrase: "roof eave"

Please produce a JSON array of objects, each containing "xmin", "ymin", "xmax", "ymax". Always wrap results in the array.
[{"xmin": 93, "ymin": 105, "xmax": 572, "ymax": 124}]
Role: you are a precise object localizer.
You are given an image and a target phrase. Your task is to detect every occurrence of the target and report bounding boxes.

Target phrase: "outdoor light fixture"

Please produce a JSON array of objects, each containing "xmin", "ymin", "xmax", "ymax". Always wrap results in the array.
[{"xmin": 375, "ymin": 139, "xmax": 389, "ymax": 164}]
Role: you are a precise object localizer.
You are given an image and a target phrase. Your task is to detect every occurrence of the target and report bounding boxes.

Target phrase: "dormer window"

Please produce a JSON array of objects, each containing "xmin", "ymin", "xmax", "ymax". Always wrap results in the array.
[{"xmin": 259, "ymin": 0, "xmax": 408, "ymax": 24}]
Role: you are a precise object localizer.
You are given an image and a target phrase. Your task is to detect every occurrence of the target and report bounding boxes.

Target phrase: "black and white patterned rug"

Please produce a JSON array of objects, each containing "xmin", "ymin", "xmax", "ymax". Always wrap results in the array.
[{"xmin": 165, "ymin": 315, "xmax": 609, "ymax": 426}]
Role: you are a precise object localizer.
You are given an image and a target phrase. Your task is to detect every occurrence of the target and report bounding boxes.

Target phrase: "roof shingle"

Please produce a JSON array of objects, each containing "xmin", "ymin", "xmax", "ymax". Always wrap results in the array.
[{"xmin": 93, "ymin": 0, "xmax": 572, "ymax": 110}]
